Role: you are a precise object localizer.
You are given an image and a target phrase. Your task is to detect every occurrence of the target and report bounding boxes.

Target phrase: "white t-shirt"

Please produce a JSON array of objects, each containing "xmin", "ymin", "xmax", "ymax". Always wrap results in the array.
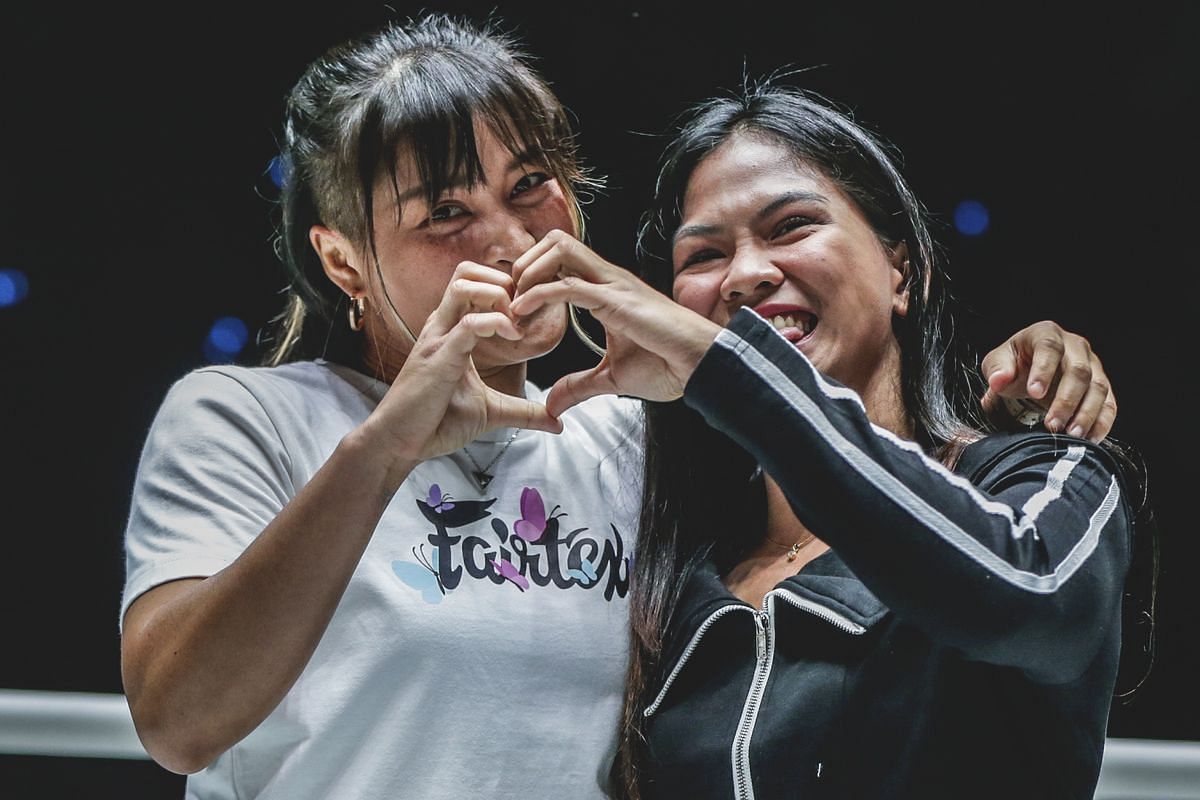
[{"xmin": 121, "ymin": 360, "xmax": 644, "ymax": 799}]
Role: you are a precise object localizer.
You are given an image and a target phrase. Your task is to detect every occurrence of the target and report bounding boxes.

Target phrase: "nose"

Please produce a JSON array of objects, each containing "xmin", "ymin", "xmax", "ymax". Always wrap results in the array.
[
  {"xmin": 720, "ymin": 245, "xmax": 784, "ymax": 303},
  {"xmin": 484, "ymin": 210, "xmax": 538, "ymax": 271}
]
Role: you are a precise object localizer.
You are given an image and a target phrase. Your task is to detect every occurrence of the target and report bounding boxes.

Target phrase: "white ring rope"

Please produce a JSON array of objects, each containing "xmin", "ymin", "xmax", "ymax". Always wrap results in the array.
[{"xmin": 1, "ymin": 689, "xmax": 1197, "ymax": 797}]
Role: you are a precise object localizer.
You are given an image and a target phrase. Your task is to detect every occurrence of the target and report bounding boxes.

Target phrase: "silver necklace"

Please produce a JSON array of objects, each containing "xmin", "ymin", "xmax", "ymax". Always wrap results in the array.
[{"xmin": 461, "ymin": 428, "xmax": 520, "ymax": 491}]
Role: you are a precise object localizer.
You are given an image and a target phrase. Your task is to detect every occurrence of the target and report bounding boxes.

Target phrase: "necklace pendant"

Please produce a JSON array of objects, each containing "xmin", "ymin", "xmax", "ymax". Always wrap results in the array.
[
  {"xmin": 473, "ymin": 471, "xmax": 494, "ymax": 491},
  {"xmin": 786, "ymin": 542, "xmax": 802, "ymax": 561}
]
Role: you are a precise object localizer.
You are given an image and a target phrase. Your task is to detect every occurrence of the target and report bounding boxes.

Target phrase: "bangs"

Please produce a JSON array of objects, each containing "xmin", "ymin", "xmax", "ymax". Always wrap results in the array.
[{"xmin": 351, "ymin": 51, "xmax": 582, "ymax": 239}]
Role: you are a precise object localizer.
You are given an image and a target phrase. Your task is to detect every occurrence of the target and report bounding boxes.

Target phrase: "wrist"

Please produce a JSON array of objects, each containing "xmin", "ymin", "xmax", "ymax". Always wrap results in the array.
[{"xmin": 340, "ymin": 423, "xmax": 419, "ymax": 496}]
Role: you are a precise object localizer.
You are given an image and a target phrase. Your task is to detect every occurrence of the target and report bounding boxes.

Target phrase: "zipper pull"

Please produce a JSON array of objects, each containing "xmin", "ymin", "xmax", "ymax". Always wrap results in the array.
[{"xmin": 754, "ymin": 611, "xmax": 769, "ymax": 662}]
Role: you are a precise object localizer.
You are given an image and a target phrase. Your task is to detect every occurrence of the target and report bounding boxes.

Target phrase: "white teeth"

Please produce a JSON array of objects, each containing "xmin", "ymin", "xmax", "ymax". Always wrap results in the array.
[{"xmin": 771, "ymin": 314, "xmax": 803, "ymax": 331}]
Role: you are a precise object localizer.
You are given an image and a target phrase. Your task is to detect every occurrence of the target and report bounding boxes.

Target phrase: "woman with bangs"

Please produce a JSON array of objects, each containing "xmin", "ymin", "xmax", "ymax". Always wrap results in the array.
[{"xmin": 119, "ymin": 15, "xmax": 1121, "ymax": 799}]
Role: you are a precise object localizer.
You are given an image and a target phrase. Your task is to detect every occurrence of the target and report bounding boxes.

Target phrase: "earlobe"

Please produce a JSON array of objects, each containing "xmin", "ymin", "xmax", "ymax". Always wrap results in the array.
[{"xmin": 310, "ymin": 225, "xmax": 365, "ymax": 297}]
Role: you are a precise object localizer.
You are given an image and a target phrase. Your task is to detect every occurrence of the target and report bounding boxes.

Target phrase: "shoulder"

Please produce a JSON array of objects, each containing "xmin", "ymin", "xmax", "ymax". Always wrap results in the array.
[
  {"xmin": 955, "ymin": 431, "xmax": 1128, "ymax": 495},
  {"xmin": 560, "ymin": 393, "xmax": 645, "ymax": 452},
  {"xmin": 160, "ymin": 360, "xmax": 378, "ymax": 421}
]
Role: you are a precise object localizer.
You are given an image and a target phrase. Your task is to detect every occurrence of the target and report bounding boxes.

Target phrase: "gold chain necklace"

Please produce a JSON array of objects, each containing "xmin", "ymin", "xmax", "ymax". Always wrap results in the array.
[{"xmin": 764, "ymin": 530, "xmax": 818, "ymax": 562}]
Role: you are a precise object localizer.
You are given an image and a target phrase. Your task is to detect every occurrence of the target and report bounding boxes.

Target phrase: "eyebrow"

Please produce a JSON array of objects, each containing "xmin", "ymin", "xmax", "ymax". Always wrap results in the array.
[
  {"xmin": 672, "ymin": 190, "xmax": 828, "ymax": 246},
  {"xmin": 392, "ymin": 148, "xmax": 546, "ymax": 207}
]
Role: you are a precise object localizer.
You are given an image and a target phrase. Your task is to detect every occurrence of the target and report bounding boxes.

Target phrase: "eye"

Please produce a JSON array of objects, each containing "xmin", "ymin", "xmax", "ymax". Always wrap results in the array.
[
  {"xmin": 429, "ymin": 204, "xmax": 467, "ymax": 224},
  {"xmin": 676, "ymin": 248, "xmax": 724, "ymax": 272},
  {"xmin": 772, "ymin": 215, "xmax": 815, "ymax": 238},
  {"xmin": 512, "ymin": 171, "xmax": 551, "ymax": 197}
]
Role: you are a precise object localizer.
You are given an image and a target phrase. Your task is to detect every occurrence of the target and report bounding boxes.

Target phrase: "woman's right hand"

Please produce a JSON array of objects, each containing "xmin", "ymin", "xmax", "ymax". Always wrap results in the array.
[{"xmin": 361, "ymin": 261, "xmax": 563, "ymax": 471}]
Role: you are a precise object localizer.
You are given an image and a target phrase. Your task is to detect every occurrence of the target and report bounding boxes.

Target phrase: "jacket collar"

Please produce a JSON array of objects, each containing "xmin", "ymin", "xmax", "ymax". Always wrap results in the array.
[{"xmin": 663, "ymin": 549, "xmax": 889, "ymax": 669}]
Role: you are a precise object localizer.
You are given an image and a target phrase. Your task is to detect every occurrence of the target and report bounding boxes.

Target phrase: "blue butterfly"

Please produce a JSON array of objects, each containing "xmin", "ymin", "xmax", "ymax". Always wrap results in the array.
[
  {"xmin": 392, "ymin": 544, "xmax": 446, "ymax": 604},
  {"xmin": 567, "ymin": 557, "xmax": 599, "ymax": 587}
]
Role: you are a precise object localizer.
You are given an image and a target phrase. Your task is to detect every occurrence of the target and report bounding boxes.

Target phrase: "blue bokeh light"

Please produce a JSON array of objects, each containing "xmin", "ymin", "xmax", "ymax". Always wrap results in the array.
[
  {"xmin": 267, "ymin": 154, "xmax": 290, "ymax": 189},
  {"xmin": 204, "ymin": 316, "xmax": 249, "ymax": 363},
  {"xmin": 0, "ymin": 269, "xmax": 30, "ymax": 307},
  {"xmin": 954, "ymin": 199, "xmax": 990, "ymax": 236}
]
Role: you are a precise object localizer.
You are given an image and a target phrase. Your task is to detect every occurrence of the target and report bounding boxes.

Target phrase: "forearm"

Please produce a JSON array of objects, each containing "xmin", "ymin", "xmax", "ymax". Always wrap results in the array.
[
  {"xmin": 683, "ymin": 310, "xmax": 1131, "ymax": 680},
  {"xmin": 122, "ymin": 427, "xmax": 415, "ymax": 773}
]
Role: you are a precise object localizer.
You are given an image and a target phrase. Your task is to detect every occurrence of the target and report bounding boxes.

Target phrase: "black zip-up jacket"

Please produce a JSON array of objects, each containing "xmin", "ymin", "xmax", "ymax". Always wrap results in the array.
[{"xmin": 642, "ymin": 310, "xmax": 1133, "ymax": 800}]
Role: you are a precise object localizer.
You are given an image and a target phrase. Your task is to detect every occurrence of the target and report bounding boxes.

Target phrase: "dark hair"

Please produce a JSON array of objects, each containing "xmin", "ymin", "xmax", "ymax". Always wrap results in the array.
[
  {"xmin": 264, "ymin": 13, "xmax": 594, "ymax": 366},
  {"xmin": 610, "ymin": 80, "xmax": 1155, "ymax": 798}
]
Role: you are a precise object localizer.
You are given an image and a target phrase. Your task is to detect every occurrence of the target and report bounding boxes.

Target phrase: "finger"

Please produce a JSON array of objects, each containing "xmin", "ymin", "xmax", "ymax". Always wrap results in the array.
[
  {"xmin": 1024, "ymin": 334, "xmax": 1066, "ymax": 400},
  {"xmin": 511, "ymin": 276, "xmax": 609, "ymax": 318},
  {"xmin": 545, "ymin": 365, "xmax": 618, "ymax": 418},
  {"xmin": 485, "ymin": 390, "xmax": 564, "ymax": 435},
  {"xmin": 980, "ymin": 342, "xmax": 1018, "ymax": 396},
  {"xmin": 1065, "ymin": 376, "xmax": 1110, "ymax": 440},
  {"xmin": 426, "ymin": 279, "xmax": 517, "ymax": 336},
  {"xmin": 1041, "ymin": 338, "xmax": 1093, "ymax": 433},
  {"xmin": 515, "ymin": 232, "xmax": 612, "ymax": 294},
  {"xmin": 512, "ymin": 229, "xmax": 569, "ymax": 287},
  {"xmin": 1086, "ymin": 393, "xmax": 1118, "ymax": 444},
  {"xmin": 442, "ymin": 311, "xmax": 524, "ymax": 356}
]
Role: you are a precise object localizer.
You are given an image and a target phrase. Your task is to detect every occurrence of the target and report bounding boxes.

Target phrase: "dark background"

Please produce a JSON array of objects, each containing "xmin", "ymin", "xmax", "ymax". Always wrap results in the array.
[{"xmin": 2, "ymin": 1, "xmax": 1195, "ymax": 794}]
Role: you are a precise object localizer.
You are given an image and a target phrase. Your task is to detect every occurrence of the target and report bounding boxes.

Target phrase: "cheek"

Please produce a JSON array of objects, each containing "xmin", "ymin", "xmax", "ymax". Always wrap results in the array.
[
  {"xmin": 673, "ymin": 274, "xmax": 723, "ymax": 320},
  {"xmin": 528, "ymin": 188, "xmax": 575, "ymax": 237},
  {"xmin": 374, "ymin": 243, "xmax": 464, "ymax": 323}
]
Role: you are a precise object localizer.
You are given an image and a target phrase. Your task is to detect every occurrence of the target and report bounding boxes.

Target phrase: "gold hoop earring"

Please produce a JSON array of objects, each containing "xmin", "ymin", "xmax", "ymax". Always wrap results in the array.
[{"xmin": 348, "ymin": 295, "xmax": 366, "ymax": 332}]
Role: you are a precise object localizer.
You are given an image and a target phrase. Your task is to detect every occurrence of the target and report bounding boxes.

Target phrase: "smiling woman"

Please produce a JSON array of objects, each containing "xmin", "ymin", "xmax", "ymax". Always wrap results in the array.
[
  {"xmin": 507, "ymin": 82, "xmax": 1149, "ymax": 800},
  {"xmin": 117, "ymin": 16, "xmax": 645, "ymax": 799}
]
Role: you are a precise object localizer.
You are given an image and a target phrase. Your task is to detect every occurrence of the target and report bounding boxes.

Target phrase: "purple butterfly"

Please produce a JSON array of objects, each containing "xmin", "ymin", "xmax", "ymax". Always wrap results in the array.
[
  {"xmin": 427, "ymin": 484, "xmax": 455, "ymax": 513},
  {"xmin": 513, "ymin": 487, "xmax": 547, "ymax": 543},
  {"xmin": 491, "ymin": 556, "xmax": 530, "ymax": 591}
]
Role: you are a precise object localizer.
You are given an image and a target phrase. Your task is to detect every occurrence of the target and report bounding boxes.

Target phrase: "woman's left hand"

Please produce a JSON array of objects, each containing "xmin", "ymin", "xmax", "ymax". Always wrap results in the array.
[{"xmin": 511, "ymin": 230, "xmax": 722, "ymax": 417}]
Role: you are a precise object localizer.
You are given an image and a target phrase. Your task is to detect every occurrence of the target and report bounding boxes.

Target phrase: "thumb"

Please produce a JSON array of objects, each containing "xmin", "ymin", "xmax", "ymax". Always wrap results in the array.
[
  {"xmin": 980, "ymin": 388, "xmax": 1004, "ymax": 418},
  {"xmin": 981, "ymin": 347, "xmax": 1018, "ymax": 396},
  {"xmin": 485, "ymin": 390, "xmax": 564, "ymax": 435},
  {"xmin": 545, "ymin": 366, "xmax": 618, "ymax": 419}
]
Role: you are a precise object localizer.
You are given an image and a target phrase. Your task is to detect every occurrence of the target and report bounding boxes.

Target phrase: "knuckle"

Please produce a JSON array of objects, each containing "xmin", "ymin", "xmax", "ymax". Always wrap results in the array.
[
  {"xmin": 1066, "ymin": 363, "xmax": 1093, "ymax": 382},
  {"xmin": 1034, "ymin": 337, "xmax": 1066, "ymax": 354},
  {"xmin": 1036, "ymin": 320, "xmax": 1064, "ymax": 335}
]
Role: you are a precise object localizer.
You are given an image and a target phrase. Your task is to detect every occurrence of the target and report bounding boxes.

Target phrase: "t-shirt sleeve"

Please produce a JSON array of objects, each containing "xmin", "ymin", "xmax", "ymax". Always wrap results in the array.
[{"xmin": 120, "ymin": 368, "xmax": 294, "ymax": 629}]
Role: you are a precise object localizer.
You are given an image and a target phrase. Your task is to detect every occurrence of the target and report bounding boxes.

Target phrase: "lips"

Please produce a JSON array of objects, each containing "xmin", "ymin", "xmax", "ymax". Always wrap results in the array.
[{"xmin": 752, "ymin": 303, "xmax": 818, "ymax": 343}]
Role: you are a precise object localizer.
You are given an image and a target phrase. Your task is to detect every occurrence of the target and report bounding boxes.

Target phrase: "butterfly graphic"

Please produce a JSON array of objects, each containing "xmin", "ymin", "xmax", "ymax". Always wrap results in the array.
[
  {"xmin": 490, "ymin": 556, "xmax": 530, "ymax": 591},
  {"xmin": 566, "ymin": 557, "xmax": 598, "ymax": 587},
  {"xmin": 392, "ymin": 544, "xmax": 446, "ymax": 604},
  {"xmin": 426, "ymin": 484, "xmax": 455, "ymax": 513},
  {"xmin": 513, "ymin": 487, "xmax": 562, "ymax": 543}
]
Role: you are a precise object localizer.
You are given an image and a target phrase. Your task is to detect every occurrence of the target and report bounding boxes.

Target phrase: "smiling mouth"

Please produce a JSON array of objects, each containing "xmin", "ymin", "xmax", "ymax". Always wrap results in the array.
[{"xmin": 764, "ymin": 310, "xmax": 817, "ymax": 343}]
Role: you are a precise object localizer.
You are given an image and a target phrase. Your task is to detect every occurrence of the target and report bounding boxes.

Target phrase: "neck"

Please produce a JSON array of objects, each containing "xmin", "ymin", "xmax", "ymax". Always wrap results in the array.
[
  {"xmin": 762, "ymin": 352, "xmax": 916, "ymax": 548},
  {"xmin": 361, "ymin": 327, "xmax": 529, "ymax": 398},
  {"xmin": 854, "ymin": 345, "xmax": 915, "ymax": 440},
  {"xmin": 763, "ymin": 477, "xmax": 819, "ymax": 548}
]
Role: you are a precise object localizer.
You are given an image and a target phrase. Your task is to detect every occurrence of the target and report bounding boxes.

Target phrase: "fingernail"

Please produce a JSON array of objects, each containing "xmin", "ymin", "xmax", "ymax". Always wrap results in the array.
[
  {"xmin": 1046, "ymin": 417, "xmax": 1061, "ymax": 432},
  {"xmin": 1069, "ymin": 425, "xmax": 1085, "ymax": 438},
  {"xmin": 1029, "ymin": 381, "xmax": 1045, "ymax": 397}
]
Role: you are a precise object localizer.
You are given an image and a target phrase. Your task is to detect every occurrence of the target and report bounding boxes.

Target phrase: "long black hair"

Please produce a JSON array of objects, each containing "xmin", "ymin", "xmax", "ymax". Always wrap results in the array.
[
  {"xmin": 264, "ymin": 13, "xmax": 595, "ymax": 367},
  {"xmin": 610, "ymin": 79, "xmax": 1155, "ymax": 798}
]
